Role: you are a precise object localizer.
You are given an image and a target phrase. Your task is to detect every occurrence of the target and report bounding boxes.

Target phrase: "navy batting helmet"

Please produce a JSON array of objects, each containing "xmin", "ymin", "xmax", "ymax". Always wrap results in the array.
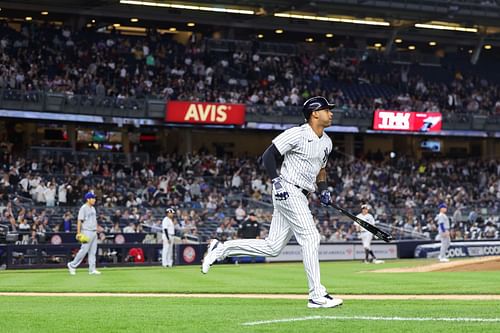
[{"xmin": 302, "ymin": 96, "xmax": 335, "ymax": 120}]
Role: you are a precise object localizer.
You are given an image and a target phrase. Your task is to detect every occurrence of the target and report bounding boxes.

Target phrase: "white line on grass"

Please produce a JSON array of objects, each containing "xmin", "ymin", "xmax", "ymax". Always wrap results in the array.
[
  {"xmin": 241, "ymin": 316, "xmax": 500, "ymax": 326},
  {"xmin": 1, "ymin": 292, "xmax": 500, "ymax": 300}
]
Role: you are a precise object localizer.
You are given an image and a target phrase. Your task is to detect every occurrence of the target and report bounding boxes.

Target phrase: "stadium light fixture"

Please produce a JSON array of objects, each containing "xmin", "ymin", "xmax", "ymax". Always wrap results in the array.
[
  {"xmin": 158, "ymin": 28, "xmax": 179, "ymax": 34},
  {"xmin": 41, "ymin": 11, "xmax": 49, "ymax": 15},
  {"xmin": 111, "ymin": 26, "xmax": 147, "ymax": 33},
  {"xmin": 119, "ymin": 0, "xmax": 255, "ymax": 15},
  {"xmin": 130, "ymin": 18, "xmax": 139, "ymax": 22},
  {"xmin": 91, "ymin": 19, "xmax": 96, "ymax": 23},
  {"xmin": 274, "ymin": 12, "xmax": 390, "ymax": 26},
  {"xmin": 325, "ymin": 33, "xmax": 334, "ymax": 38},
  {"xmin": 257, "ymin": 34, "xmax": 264, "ymax": 39},
  {"xmin": 408, "ymin": 45, "xmax": 416, "ymax": 50},
  {"xmin": 275, "ymin": 29, "xmax": 284, "ymax": 34},
  {"xmin": 374, "ymin": 42, "xmax": 382, "ymax": 48},
  {"xmin": 25, "ymin": 16, "xmax": 32, "ymax": 21},
  {"xmin": 414, "ymin": 22, "xmax": 477, "ymax": 33},
  {"xmin": 395, "ymin": 38, "xmax": 402, "ymax": 43},
  {"xmin": 429, "ymin": 41, "xmax": 437, "ymax": 46},
  {"xmin": 305, "ymin": 37, "xmax": 314, "ymax": 42},
  {"xmin": 484, "ymin": 44, "xmax": 492, "ymax": 50},
  {"xmin": 113, "ymin": 23, "xmax": 121, "ymax": 27},
  {"xmin": 187, "ymin": 22, "xmax": 195, "ymax": 27},
  {"xmin": 169, "ymin": 27, "xmax": 177, "ymax": 32}
]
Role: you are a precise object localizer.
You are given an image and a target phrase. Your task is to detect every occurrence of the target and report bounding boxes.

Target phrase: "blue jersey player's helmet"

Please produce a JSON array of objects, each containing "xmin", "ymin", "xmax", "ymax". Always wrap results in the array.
[{"xmin": 302, "ymin": 96, "xmax": 335, "ymax": 121}]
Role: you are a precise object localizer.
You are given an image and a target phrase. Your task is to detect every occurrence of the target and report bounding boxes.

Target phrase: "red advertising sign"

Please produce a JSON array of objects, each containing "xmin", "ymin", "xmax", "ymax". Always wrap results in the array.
[
  {"xmin": 373, "ymin": 110, "xmax": 442, "ymax": 132},
  {"xmin": 165, "ymin": 101, "xmax": 246, "ymax": 125}
]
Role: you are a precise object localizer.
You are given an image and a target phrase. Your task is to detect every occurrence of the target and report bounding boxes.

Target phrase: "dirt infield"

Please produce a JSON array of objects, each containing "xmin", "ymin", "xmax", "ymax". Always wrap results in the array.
[{"xmin": 373, "ymin": 256, "xmax": 500, "ymax": 273}]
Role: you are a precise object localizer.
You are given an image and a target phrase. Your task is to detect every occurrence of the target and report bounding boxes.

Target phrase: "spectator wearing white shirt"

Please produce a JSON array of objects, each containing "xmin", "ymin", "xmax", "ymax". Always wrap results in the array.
[
  {"xmin": 44, "ymin": 183, "xmax": 56, "ymax": 207},
  {"xmin": 123, "ymin": 222, "xmax": 136, "ymax": 233},
  {"xmin": 58, "ymin": 184, "xmax": 67, "ymax": 206}
]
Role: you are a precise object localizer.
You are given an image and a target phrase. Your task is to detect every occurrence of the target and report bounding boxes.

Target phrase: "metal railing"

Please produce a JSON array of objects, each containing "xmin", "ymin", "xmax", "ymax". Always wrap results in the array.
[{"xmin": 1, "ymin": 88, "xmax": 499, "ymax": 129}]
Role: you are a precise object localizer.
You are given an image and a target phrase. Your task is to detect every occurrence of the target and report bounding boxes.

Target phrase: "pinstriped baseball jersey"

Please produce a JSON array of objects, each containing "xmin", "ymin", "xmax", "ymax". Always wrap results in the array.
[
  {"xmin": 272, "ymin": 123, "xmax": 332, "ymax": 192},
  {"xmin": 162, "ymin": 216, "xmax": 175, "ymax": 239}
]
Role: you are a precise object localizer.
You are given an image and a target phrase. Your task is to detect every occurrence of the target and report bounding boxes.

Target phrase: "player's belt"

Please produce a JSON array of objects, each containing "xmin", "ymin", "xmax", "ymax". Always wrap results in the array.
[{"xmin": 294, "ymin": 185, "xmax": 309, "ymax": 196}]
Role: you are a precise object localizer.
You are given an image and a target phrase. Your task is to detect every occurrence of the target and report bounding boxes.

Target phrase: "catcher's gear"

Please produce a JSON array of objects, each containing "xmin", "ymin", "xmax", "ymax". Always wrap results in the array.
[
  {"xmin": 272, "ymin": 177, "xmax": 289, "ymax": 201},
  {"xmin": 76, "ymin": 233, "xmax": 90, "ymax": 243}
]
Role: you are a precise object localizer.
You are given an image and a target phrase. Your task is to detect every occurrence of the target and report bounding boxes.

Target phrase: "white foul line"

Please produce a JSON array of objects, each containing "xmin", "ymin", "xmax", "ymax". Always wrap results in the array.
[
  {"xmin": 241, "ymin": 315, "xmax": 500, "ymax": 326},
  {"xmin": 1, "ymin": 292, "xmax": 499, "ymax": 300}
]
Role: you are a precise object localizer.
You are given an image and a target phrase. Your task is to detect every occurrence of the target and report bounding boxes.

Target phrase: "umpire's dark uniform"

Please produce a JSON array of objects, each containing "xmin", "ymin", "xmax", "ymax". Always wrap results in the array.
[{"xmin": 238, "ymin": 214, "xmax": 261, "ymax": 239}]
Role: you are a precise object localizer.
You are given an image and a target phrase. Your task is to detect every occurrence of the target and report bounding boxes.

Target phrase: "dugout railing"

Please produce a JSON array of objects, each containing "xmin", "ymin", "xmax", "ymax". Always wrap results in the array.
[{"xmin": 0, "ymin": 243, "xmax": 164, "ymax": 270}]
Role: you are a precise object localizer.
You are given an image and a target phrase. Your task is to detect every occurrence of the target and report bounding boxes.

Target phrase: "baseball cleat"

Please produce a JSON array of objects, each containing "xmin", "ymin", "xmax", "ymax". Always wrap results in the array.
[
  {"xmin": 67, "ymin": 263, "xmax": 76, "ymax": 275},
  {"xmin": 439, "ymin": 257, "xmax": 450, "ymax": 262},
  {"xmin": 373, "ymin": 259, "xmax": 385, "ymax": 264},
  {"xmin": 308, "ymin": 294, "xmax": 343, "ymax": 309},
  {"xmin": 89, "ymin": 270, "xmax": 101, "ymax": 275},
  {"xmin": 201, "ymin": 239, "xmax": 220, "ymax": 274}
]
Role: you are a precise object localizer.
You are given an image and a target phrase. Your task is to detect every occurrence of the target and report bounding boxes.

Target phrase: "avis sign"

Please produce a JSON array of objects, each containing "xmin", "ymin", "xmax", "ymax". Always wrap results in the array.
[
  {"xmin": 373, "ymin": 110, "xmax": 442, "ymax": 132},
  {"xmin": 165, "ymin": 101, "xmax": 246, "ymax": 125}
]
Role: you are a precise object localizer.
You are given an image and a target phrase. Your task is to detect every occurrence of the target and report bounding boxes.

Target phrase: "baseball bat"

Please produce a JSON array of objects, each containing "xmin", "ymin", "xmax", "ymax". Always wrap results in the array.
[{"xmin": 329, "ymin": 203, "xmax": 393, "ymax": 243}]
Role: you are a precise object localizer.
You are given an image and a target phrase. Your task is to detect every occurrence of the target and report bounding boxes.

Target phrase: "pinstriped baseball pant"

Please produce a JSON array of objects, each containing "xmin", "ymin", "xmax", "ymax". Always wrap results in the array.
[{"xmin": 217, "ymin": 183, "xmax": 327, "ymax": 299}]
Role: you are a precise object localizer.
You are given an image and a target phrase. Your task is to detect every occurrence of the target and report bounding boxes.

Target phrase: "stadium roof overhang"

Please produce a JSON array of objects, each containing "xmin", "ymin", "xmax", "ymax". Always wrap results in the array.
[{"xmin": 1, "ymin": 0, "xmax": 500, "ymax": 46}]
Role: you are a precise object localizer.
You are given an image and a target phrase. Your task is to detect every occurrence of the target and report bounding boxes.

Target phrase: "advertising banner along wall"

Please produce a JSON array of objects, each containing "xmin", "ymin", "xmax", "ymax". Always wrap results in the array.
[
  {"xmin": 266, "ymin": 243, "xmax": 398, "ymax": 262},
  {"xmin": 414, "ymin": 241, "xmax": 500, "ymax": 259},
  {"xmin": 373, "ymin": 110, "xmax": 442, "ymax": 132},
  {"xmin": 165, "ymin": 101, "xmax": 246, "ymax": 125}
]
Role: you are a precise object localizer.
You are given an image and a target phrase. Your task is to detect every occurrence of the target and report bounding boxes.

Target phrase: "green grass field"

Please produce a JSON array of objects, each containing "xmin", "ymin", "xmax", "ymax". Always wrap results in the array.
[{"xmin": 1, "ymin": 259, "xmax": 499, "ymax": 333}]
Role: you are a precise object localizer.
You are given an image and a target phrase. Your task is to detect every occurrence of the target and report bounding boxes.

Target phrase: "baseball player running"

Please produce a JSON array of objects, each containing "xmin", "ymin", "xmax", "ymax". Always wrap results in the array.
[
  {"xmin": 436, "ymin": 203, "xmax": 451, "ymax": 262},
  {"xmin": 162, "ymin": 208, "xmax": 176, "ymax": 267},
  {"xmin": 67, "ymin": 191, "xmax": 101, "ymax": 275},
  {"xmin": 202, "ymin": 96, "xmax": 343, "ymax": 308},
  {"xmin": 356, "ymin": 204, "xmax": 384, "ymax": 264}
]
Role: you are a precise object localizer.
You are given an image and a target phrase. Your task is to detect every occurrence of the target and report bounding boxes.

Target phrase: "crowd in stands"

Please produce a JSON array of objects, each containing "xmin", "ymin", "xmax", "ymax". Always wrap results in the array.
[
  {"xmin": 1, "ymin": 142, "xmax": 499, "ymax": 244},
  {"xmin": 1, "ymin": 21, "xmax": 500, "ymax": 117}
]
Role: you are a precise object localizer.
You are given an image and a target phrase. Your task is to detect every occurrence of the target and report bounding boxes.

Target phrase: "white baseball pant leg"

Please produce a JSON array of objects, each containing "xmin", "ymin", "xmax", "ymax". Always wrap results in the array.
[
  {"xmin": 218, "ymin": 183, "xmax": 327, "ymax": 299},
  {"xmin": 440, "ymin": 233, "xmax": 451, "ymax": 258},
  {"xmin": 162, "ymin": 238, "xmax": 174, "ymax": 266},
  {"xmin": 69, "ymin": 230, "xmax": 98, "ymax": 272},
  {"xmin": 361, "ymin": 232, "xmax": 373, "ymax": 250}
]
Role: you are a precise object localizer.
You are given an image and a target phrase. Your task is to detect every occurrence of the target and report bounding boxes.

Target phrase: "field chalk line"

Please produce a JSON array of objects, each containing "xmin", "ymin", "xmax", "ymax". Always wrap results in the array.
[
  {"xmin": 1, "ymin": 292, "xmax": 500, "ymax": 300},
  {"xmin": 241, "ymin": 315, "xmax": 500, "ymax": 326}
]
